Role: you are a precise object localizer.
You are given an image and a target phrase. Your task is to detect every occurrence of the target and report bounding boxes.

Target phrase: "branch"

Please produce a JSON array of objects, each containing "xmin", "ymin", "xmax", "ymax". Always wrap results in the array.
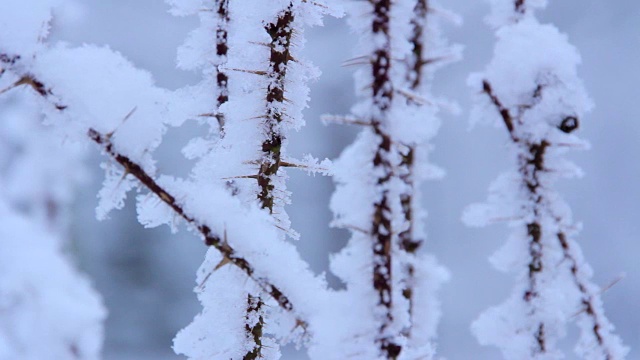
[
  {"xmin": 483, "ymin": 78, "xmax": 550, "ymax": 354},
  {"xmin": 87, "ymin": 128, "xmax": 306, "ymax": 326},
  {"xmin": 0, "ymin": 51, "xmax": 309, "ymax": 330},
  {"xmin": 482, "ymin": 79, "xmax": 515, "ymax": 137},
  {"xmin": 557, "ymin": 231, "xmax": 621, "ymax": 359},
  {"xmin": 369, "ymin": 0, "xmax": 402, "ymax": 357}
]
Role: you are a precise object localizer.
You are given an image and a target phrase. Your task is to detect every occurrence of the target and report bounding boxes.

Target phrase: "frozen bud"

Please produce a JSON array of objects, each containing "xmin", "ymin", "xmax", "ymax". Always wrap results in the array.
[{"xmin": 558, "ymin": 116, "xmax": 579, "ymax": 133}]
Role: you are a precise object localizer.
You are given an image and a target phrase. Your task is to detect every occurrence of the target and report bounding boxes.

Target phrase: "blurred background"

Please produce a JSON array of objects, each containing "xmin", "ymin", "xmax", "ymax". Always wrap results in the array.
[{"xmin": 49, "ymin": 1, "xmax": 639, "ymax": 359}]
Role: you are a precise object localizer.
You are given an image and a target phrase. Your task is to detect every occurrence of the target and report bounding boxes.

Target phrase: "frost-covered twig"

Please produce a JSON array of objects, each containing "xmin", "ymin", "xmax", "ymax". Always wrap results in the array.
[
  {"xmin": 464, "ymin": 1, "xmax": 627, "ymax": 358},
  {"xmin": 555, "ymin": 231, "xmax": 624, "ymax": 359},
  {"xmin": 171, "ymin": 1, "xmax": 270, "ymax": 356},
  {"xmin": 258, "ymin": 4, "xmax": 293, "ymax": 215},
  {"xmin": 482, "ymin": 78, "xmax": 556, "ymax": 355},
  {"xmin": 88, "ymin": 128, "xmax": 302, "ymax": 319},
  {"xmin": 173, "ymin": 1, "xmax": 341, "ymax": 357},
  {"xmin": 0, "ymin": 66, "xmax": 307, "ymax": 328},
  {"xmin": 331, "ymin": 0, "xmax": 455, "ymax": 358},
  {"xmin": 213, "ymin": 0, "xmax": 230, "ymax": 133},
  {"xmin": 399, "ymin": 1, "xmax": 458, "ymax": 355},
  {"xmin": 365, "ymin": 1, "xmax": 402, "ymax": 356},
  {"xmin": 400, "ymin": 0, "xmax": 429, "ymax": 331},
  {"xmin": 246, "ymin": 5, "xmax": 298, "ymax": 357}
]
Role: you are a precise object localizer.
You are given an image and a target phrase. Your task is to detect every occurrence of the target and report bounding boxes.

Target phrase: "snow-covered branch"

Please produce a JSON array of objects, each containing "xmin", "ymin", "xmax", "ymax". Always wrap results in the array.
[
  {"xmin": 464, "ymin": 1, "xmax": 627, "ymax": 358},
  {"xmin": 171, "ymin": 1, "xmax": 343, "ymax": 358},
  {"xmin": 329, "ymin": 0, "xmax": 456, "ymax": 358},
  {"xmin": 0, "ymin": 24, "xmax": 315, "ymax": 358}
]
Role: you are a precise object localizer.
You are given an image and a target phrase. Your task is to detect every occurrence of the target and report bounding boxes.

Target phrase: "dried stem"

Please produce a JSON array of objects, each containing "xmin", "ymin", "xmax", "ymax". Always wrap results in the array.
[
  {"xmin": 557, "ymin": 232, "xmax": 618, "ymax": 359},
  {"xmin": 482, "ymin": 79, "xmax": 549, "ymax": 354},
  {"xmin": 243, "ymin": 294, "xmax": 264, "ymax": 360},
  {"xmin": 209, "ymin": 0, "xmax": 267, "ymax": 354},
  {"xmin": 87, "ymin": 129, "xmax": 312, "ymax": 339},
  {"xmin": 245, "ymin": 4, "xmax": 297, "ymax": 356},
  {"xmin": 484, "ymin": 77, "xmax": 619, "ymax": 356},
  {"xmin": 257, "ymin": 4, "xmax": 294, "ymax": 214},
  {"xmin": 398, "ymin": 0, "xmax": 430, "ymax": 339},
  {"xmin": 214, "ymin": 0, "xmax": 230, "ymax": 134},
  {"xmin": 87, "ymin": 128, "xmax": 304, "ymax": 325},
  {"xmin": 369, "ymin": 0, "xmax": 401, "ymax": 357},
  {"xmin": 408, "ymin": 0, "xmax": 429, "ymax": 90}
]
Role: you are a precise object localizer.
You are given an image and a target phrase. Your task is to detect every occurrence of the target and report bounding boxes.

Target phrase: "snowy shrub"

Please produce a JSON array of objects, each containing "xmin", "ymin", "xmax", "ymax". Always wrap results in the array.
[{"xmin": 0, "ymin": 0, "xmax": 626, "ymax": 359}]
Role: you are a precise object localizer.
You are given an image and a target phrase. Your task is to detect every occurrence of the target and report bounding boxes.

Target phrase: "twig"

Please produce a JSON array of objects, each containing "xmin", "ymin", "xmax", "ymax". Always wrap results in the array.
[{"xmin": 87, "ymin": 128, "xmax": 305, "ymax": 325}]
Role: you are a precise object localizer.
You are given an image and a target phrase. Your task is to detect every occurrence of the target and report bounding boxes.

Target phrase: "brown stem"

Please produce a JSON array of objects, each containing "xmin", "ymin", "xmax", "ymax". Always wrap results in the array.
[
  {"xmin": 214, "ymin": 0, "xmax": 230, "ymax": 133},
  {"xmin": 399, "ymin": 0, "xmax": 430, "ymax": 338},
  {"xmin": 246, "ymin": 5, "xmax": 296, "ymax": 355},
  {"xmin": 408, "ymin": 0, "xmax": 428, "ymax": 90},
  {"xmin": 87, "ymin": 128, "xmax": 305, "ymax": 328},
  {"xmin": 243, "ymin": 294, "xmax": 264, "ymax": 360},
  {"xmin": 213, "ymin": 0, "xmax": 267, "ymax": 354},
  {"xmin": 369, "ymin": 0, "xmax": 402, "ymax": 357},
  {"xmin": 557, "ymin": 231, "xmax": 615, "ymax": 359},
  {"xmin": 257, "ymin": 5, "xmax": 294, "ymax": 214},
  {"xmin": 3, "ymin": 31, "xmax": 301, "ymax": 357},
  {"xmin": 398, "ymin": 147, "xmax": 422, "ymax": 338},
  {"xmin": 482, "ymin": 80, "xmax": 515, "ymax": 137},
  {"xmin": 483, "ymin": 79, "xmax": 549, "ymax": 354}
]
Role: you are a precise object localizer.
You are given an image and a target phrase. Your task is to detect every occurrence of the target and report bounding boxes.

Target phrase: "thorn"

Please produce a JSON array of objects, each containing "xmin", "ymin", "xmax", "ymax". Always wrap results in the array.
[
  {"xmin": 341, "ymin": 55, "xmax": 370, "ymax": 67},
  {"xmin": 293, "ymin": 318, "xmax": 308, "ymax": 332},
  {"xmin": 279, "ymin": 161, "xmax": 305, "ymax": 168},
  {"xmin": 600, "ymin": 273, "xmax": 625, "ymax": 295},
  {"xmin": 396, "ymin": 88, "xmax": 431, "ymax": 105},
  {"xmin": 224, "ymin": 67, "xmax": 268, "ymax": 76},
  {"xmin": 273, "ymin": 223, "xmax": 291, "ymax": 233},
  {"xmin": 487, "ymin": 215, "xmax": 525, "ymax": 223},
  {"xmin": 321, "ymin": 114, "xmax": 371, "ymax": 126},
  {"xmin": 0, "ymin": 82, "xmax": 19, "ymax": 95},
  {"xmin": 244, "ymin": 114, "xmax": 269, "ymax": 121},
  {"xmin": 15, "ymin": 75, "xmax": 47, "ymax": 96},
  {"xmin": 553, "ymin": 142, "xmax": 588, "ymax": 149},
  {"xmin": 280, "ymin": 160, "xmax": 330, "ymax": 175},
  {"xmin": 420, "ymin": 55, "xmax": 452, "ymax": 66},
  {"xmin": 249, "ymin": 41, "xmax": 271, "ymax": 48},
  {"xmin": 197, "ymin": 227, "xmax": 229, "ymax": 290},
  {"xmin": 334, "ymin": 222, "xmax": 370, "ymax": 235},
  {"xmin": 109, "ymin": 168, "xmax": 131, "ymax": 198},
  {"xmin": 214, "ymin": 256, "xmax": 232, "ymax": 271},
  {"xmin": 222, "ymin": 175, "xmax": 259, "ymax": 180},
  {"xmin": 302, "ymin": 0, "xmax": 328, "ymax": 9},
  {"xmin": 105, "ymin": 106, "xmax": 137, "ymax": 141},
  {"xmin": 123, "ymin": 106, "xmax": 138, "ymax": 122},
  {"xmin": 197, "ymin": 270, "xmax": 213, "ymax": 290},
  {"xmin": 120, "ymin": 166, "xmax": 131, "ymax": 178}
]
